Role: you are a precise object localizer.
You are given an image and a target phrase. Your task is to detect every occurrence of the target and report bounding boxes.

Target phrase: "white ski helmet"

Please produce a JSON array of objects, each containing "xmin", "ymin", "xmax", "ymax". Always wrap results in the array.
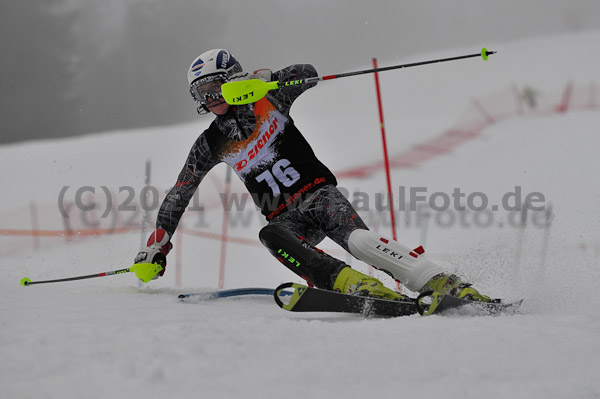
[{"xmin": 187, "ymin": 49, "xmax": 242, "ymax": 86}]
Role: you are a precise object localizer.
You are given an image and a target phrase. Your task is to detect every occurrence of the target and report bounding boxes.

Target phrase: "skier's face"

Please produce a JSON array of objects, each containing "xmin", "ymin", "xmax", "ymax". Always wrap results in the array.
[
  {"xmin": 191, "ymin": 78, "xmax": 229, "ymax": 115},
  {"xmin": 206, "ymin": 92, "xmax": 229, "ymax": 115}
]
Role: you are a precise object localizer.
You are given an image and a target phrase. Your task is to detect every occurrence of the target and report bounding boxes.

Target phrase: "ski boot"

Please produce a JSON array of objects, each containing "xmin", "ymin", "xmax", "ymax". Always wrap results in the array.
[
  {"xmin": 333, "ymin": 267, "xmax": 405, "ymax": 301},
  {"xmin": 420, "ymin": 273, "xmax": 493, "ymax": 302}
]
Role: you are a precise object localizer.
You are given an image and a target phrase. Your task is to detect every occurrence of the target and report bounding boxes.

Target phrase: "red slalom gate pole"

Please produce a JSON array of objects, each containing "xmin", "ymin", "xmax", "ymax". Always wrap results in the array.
[
  {"xmin": 175, "ymin": 227, "xmax": 183, "ymax": 288},
  {"xmin": 218, "ymin": 167, "xmax": 232, "ymax": 289},
  {"xmin": 372, "ymin": 58, "xmax": 397, "ymax": 241}
]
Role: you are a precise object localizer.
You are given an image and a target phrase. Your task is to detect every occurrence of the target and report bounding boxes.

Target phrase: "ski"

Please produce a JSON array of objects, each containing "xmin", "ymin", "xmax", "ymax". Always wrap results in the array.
[
  {"xmin": 417, "ymin": 291, "xmax": 524, "ymax": 316},
  {"xmin": 179, "ymin": 287, "xmax": 293, "ymax": 301},
  {"xmin": 273, "ymin": 282, "xmax": 419, "ymax": 317},
  {"xmin": 274, "ymin": 283, "xmax": 523, "ymax": 317}
]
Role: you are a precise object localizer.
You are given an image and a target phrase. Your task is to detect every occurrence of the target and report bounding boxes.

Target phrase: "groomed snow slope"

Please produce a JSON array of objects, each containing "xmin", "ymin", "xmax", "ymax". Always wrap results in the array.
[{"xmin": 2, "ymin": 32, "xmax": 600, "ymax": 398}]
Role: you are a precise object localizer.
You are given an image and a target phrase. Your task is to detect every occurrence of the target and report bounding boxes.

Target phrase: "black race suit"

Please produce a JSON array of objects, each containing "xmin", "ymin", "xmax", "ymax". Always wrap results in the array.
[{"xmin": 157, "ymin": 65, "xmax": 367, "ymax": 289}]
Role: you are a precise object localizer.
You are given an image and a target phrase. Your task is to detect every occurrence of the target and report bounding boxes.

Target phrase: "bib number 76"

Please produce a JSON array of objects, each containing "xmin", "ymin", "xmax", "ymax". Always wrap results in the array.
[{"xmin": 255, "ymin": 159, "xmax": 300, "ymax": 196}]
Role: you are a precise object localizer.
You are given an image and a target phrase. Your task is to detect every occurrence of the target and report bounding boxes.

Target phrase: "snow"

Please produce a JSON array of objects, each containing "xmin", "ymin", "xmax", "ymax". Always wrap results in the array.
[{"xmin": 2, "ymin": 32, "xmax": 600, "ymax": 398}]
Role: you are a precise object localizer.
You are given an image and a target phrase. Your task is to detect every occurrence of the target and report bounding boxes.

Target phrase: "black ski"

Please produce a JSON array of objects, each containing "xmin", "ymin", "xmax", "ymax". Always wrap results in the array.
[
  {"xmin": 274, "ymin": 283, "xmax": 523, "ymax": 317},
  {"xmin": 418, "ymin": 291, "xmax": 524, "ymax": 316},
  {"xmin": 273, "ymin": 282, "xmax": 419, "ymax": 317}
]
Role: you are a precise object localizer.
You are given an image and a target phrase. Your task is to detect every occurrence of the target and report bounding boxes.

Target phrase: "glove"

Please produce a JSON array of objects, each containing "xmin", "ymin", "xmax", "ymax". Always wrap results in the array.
[
  {"xmin": 228, "ymin": 69, "xmax": 272, "ymax": 83},
  {"xmin": 133, "ymin": 229, "xmax": 173, "ymax": 282}
]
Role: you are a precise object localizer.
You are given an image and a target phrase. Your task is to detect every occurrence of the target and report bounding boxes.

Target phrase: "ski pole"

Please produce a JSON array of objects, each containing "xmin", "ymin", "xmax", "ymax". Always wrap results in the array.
[
  {"xmin": 222, "ymin": 48, "xmax": 496, "ymax": 105},
  {"xmin": 20, "ymin": 263, "xmax": 163, "ymax": 286}
]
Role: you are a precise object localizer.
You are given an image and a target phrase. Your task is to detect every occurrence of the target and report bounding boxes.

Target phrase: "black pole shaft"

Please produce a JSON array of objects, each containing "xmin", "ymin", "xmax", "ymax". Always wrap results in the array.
[
  {"xmin": 321, "ymin": 51, "xmax": 496, "ymax": 81},
  {"xmin": 23, "ymin": 267, "xmax": 132, "ymax": 286}
]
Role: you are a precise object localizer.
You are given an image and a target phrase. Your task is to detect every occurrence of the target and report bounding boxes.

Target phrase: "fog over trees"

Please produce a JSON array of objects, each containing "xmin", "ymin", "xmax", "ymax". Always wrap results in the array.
[{"xmin": 2, "ymin": 1, "xmax": 598, "ymax": 144}]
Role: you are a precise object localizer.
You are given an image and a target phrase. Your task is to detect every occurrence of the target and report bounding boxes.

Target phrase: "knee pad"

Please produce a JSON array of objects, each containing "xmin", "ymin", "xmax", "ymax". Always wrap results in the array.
[{"xmin": 347, "ymin": 229, "xmax": 443, "ymax": 291}]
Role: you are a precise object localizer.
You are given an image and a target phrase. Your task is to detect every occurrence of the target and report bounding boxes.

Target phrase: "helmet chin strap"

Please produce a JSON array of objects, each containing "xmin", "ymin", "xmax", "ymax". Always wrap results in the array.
[
  {"xmin": 196, "ymin": 98, "xmax": 228, "ymax": 115},
  {"xmin": 196, "ymin": 105, "xmax": 210, "ymax": 115}
]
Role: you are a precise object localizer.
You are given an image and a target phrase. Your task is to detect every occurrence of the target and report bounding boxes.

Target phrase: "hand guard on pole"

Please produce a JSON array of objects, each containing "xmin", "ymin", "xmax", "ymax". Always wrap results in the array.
[{"xmin": 133, "ymin": 229, "xmax": 173, "ymax": 282}]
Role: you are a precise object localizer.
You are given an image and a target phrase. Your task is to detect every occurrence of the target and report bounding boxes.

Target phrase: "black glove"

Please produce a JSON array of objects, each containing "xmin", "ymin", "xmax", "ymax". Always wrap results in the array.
[{"xmin": 228, "ymin": 69, "xmax": 272, "ymax": 82}]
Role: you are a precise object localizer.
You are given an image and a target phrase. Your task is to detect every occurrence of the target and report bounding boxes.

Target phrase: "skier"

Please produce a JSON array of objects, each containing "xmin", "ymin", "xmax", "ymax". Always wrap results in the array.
[{"xmin": 134, "ymin": 48, "xmax": 491, "ymax": 302}]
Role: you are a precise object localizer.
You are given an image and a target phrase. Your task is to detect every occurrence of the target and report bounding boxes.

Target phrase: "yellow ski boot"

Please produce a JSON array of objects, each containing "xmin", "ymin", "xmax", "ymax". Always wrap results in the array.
[
  {"xmin": 333, "ymin": 267, "xmax": 404, "ymax": 301},
  {"xmin": 420, "ymin": 273, "xmax": 492, "ymax": 302}
]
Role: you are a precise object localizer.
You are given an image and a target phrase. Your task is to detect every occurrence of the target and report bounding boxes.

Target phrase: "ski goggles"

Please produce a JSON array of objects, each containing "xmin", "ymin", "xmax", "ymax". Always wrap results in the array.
[{"xmin": 190, "ymin": 75, "xmax": 225, "ymax": 105}]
